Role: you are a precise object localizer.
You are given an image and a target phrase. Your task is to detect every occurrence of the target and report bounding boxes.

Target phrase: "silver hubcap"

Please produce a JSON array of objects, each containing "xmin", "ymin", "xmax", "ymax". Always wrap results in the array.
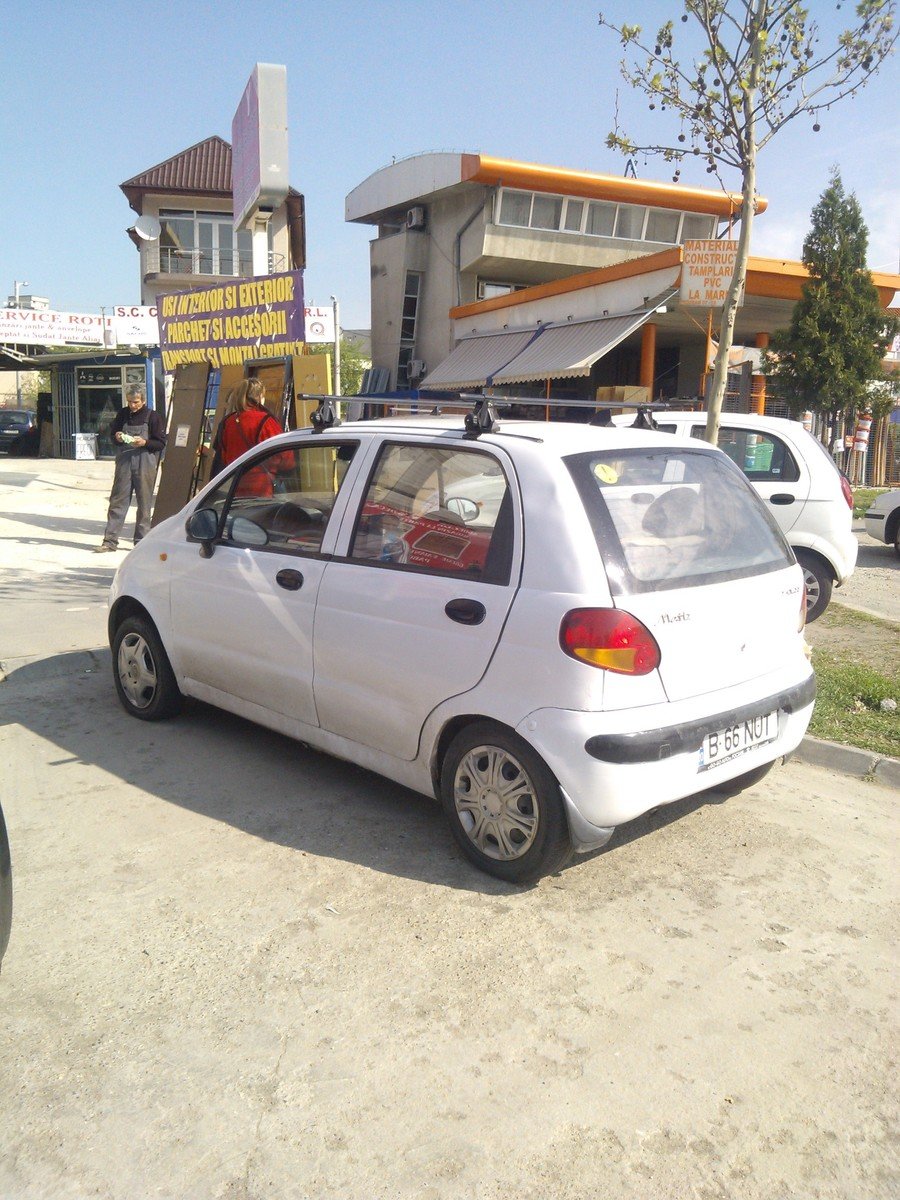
[
  {"xmin": 453, "ymin": 745, "xmax": 539, "ymax": 861},
  {"xmin": 117, "ymin": 633, "xmax": 158, "ymax": 709},
  {"xmin": 802, "ymin": 566, "xmax": 820, "ymax": 610}
]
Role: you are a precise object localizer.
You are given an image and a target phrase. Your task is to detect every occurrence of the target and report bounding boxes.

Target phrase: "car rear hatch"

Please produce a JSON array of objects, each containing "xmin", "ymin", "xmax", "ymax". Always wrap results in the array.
[{"xmin": 565, "ymin": 443, "xmax": 803, "ymax": 704}]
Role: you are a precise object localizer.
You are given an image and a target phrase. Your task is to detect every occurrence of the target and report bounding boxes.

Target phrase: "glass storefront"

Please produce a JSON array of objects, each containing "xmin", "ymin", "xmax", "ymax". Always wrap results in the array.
[{"xmin": 77, "ymin": 365, "xmax": 146, "ymax": 456}]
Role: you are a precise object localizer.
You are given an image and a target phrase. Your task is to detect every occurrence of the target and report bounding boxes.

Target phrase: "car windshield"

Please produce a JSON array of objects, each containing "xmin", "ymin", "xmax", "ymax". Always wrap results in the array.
[{"xmin": 566, "ymin": 446, "xmax": 793, "ymax": 593}]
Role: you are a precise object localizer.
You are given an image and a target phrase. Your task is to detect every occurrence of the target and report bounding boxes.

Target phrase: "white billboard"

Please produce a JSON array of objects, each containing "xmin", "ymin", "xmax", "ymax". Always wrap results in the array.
[
  {"xmin": 304, "ymin": 305, "xmax": 336, "ymax": 343},
  {"xmin": 231, "ymin": 63, "xmax": 289, "ymax": 231}
]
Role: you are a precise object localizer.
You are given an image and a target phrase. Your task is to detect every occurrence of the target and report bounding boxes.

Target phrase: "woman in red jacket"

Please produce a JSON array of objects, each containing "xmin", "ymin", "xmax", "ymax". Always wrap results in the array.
[{"xmin": 211, "ymin": 379, "xmax": 289, "ymax": 496}]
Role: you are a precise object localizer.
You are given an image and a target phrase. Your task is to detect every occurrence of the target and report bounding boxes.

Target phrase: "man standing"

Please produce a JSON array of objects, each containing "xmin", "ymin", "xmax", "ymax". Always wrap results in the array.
[{"xmin": 94, "ymin": 385, "xmax": 166, "ymax": 553}]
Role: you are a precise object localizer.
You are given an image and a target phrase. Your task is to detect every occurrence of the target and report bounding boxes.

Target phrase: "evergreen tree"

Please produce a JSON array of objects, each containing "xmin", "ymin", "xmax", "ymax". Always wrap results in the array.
[{"xmin": 766, "ymin": 171, "xmax": 898, "ymax": 421}]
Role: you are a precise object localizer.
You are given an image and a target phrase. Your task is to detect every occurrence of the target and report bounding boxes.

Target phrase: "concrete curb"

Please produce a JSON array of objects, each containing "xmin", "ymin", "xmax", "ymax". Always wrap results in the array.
[
  {"xmin": 2, "ymin": 648, "xmax": 897, "ymax": 787},
  {"xmin": 793, "ymin": 735, "xmax": 900, "ymax": 788}
]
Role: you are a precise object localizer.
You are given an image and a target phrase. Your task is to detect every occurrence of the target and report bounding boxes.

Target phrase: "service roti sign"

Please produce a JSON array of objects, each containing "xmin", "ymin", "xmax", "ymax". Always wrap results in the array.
[
  {"xmin": 0, "ymin": 305, "xmax": 159, "ymax": 347},
  {"xmin": 680, "ymin": 240, "xmax": 742, "ymax": 308}
]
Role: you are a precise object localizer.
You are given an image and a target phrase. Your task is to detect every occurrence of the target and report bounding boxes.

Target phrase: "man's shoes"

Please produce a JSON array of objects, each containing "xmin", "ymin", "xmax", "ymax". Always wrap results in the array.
[{"xmin": 93, "ymin": 544, "xmax": 117, "ymax": 553}]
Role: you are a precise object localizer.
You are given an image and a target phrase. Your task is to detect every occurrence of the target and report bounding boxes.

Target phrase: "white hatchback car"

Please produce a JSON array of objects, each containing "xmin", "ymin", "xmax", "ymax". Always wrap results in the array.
[
  {"xmin": 109, "ymin": 407, "xmax": 814, "ymax": 882},
  {"xmin": 638, "ymin": 412, "xmax": 858, "ymax": 621},
  {"xmin": 863, "ymin": 488, "xmax": 900, "ymax": 557}
]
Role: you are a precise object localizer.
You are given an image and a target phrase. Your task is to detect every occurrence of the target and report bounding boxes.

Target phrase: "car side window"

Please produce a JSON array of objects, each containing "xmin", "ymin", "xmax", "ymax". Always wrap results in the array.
[
  {"xmin": 201, "ymin": 442, "xmax": 357, "ymax": 554},
  {"xmin": 690, "ymin": 426, "xmax": 800, "ymax": 483},
  {"xmin": 348, "ymin": 444, "xmax": 514, "ymax": 583}
]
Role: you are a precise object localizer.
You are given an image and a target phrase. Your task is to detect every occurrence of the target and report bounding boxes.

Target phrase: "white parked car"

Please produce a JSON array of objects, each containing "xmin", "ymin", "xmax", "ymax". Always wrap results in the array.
[
  {"xmin": 863, "ymin": 488, "xmax": 900, "ymax": 557},
  {"xmin": 108, "ymin": 407, "xmax": 814, "ymax": 883},
  {"xmin": 626, "ymin": 411, "xmax": 858, "ymax": 621}
]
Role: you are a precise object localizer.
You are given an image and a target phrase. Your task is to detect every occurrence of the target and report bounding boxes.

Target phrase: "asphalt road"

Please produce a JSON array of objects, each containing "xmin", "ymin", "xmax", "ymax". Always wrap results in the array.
[{"xmin": 1, "ymin": 457, "xmax": 897, "ymax": 1199}]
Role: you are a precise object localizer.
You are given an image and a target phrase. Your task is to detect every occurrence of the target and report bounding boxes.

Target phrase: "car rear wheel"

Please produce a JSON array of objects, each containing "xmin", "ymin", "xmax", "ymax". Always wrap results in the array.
[
  {"xmin": 112, "ymin": 615, "xmax": 183, "ymax": 721},
  {"xmin": 440, "ymin": 722, "xmax": 572, "ymax": 883},
  {"xmin": 795, "ymin": 551, "xmax": 832, "ymax": 623}
]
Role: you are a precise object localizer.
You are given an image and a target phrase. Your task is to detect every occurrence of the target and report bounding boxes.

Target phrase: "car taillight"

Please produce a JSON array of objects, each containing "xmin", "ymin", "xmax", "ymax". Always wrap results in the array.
[
  {"xmin": 839, "ymin": 473, "xmax": 853, "ymax": 509},
  {"xmin": 560, "ymin": 608, "xmax": 661, "ymax": 675}
]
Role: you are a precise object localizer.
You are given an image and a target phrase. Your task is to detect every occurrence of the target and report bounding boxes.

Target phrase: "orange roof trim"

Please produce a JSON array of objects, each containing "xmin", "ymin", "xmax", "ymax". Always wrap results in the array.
[
  {"xmin": 450, "ymin": 250, "xmax": 900, "ymax": 320},
  {"xmin": 450, "ymin": 248, "xmax": 683, "ymax": 320},
  {"xmin": 460, "ymin": 154, "xmax": 765, "ymax": 218}
]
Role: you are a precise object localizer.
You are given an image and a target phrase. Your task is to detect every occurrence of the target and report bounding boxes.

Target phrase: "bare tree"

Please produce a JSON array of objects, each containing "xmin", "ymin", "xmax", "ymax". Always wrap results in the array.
[{"xmin": 598, "ymin": 1, "xmax": 897, "ymax": 442}]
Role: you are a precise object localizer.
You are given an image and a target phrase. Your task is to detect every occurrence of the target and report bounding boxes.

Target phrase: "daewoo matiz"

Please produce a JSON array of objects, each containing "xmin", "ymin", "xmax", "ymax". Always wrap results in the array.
[{"xmin": 108, "ymin": 403, "xmax": 815, "ymax": 882}]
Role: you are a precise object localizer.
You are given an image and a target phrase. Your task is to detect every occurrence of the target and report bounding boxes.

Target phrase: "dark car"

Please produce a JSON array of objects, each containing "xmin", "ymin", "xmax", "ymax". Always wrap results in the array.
[
  {"xmin": 0, "ymin": 408, "xmax": 38, "ymax": 454},
  {"xmin": 0, "ymin": 800, "xmax": 10, "ymax": 969}
]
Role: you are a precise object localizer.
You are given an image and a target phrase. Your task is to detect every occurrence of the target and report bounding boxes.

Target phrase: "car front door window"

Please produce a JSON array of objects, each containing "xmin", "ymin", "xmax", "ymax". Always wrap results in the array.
[{"xmin": 201, "ymin": 442, "xmax": 357, "ymax": 555}]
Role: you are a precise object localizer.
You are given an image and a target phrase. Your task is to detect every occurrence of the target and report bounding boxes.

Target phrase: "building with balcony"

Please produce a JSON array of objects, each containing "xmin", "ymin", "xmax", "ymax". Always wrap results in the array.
[
  {"xmin": 346, "ymin": 151, "xmax": 898, "ymax": 410},
  {"xmin": 121, "ymin": 136, "xmax": 305, "ymax": 306}
]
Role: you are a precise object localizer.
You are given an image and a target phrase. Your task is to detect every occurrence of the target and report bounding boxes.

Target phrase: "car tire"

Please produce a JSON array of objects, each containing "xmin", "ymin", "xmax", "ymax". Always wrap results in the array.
[
  {"xmin": 440, "ymin": 722, "xmax": 572, "ymax": 883},
  {"xmin": 795, "ymin": 551, "xmax": 832, "ymax": 623},
  {"xmin": 894, "ymin": 528, "xmax": 900, "ymax": 560},
  {"xmin": 112, "ymin": 615, "xmax": 184, "ymax": 721}
]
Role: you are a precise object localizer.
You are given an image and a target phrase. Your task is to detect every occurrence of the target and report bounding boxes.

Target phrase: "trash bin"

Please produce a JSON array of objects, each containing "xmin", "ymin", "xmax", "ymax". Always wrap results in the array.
[{"xmin": 73, "ymin": 433, "xmax": 98, "ymax": 461}]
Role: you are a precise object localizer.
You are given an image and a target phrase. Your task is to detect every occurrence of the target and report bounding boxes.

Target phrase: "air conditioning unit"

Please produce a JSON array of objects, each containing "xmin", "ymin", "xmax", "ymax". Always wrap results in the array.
[
  {"xmin": 408, "ymin": 359, "xmax": 427, "ymax": 380},
  {"xmin": 406, "ymin": 206, "xmax": 426, "ymax": 230}
]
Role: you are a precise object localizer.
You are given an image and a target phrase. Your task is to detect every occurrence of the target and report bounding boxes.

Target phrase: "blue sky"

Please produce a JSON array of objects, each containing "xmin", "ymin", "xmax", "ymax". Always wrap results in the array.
[{"xmin": 2, "ymin": 0, "xmax": 897, "ymax": 330}]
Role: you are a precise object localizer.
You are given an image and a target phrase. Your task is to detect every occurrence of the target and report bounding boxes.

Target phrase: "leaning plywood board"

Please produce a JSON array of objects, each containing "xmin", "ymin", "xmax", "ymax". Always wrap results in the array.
[
  {"xmin": 292, "ymin": 354, "xmax": 331, "ymax": 430},
  {"xmin": 151, "ymin": 363, "xmax": 210, "ymax": 526}
]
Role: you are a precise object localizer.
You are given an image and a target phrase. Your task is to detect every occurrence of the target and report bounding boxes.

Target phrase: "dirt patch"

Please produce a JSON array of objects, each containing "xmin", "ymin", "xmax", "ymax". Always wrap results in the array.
[{"xmin": 806, "ymin": 605, "xmax": 900, "ymax": 679}]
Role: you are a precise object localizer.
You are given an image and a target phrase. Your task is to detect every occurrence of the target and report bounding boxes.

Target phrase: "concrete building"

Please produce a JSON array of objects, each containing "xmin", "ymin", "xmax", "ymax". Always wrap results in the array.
[
  {"xmin": 346, "ymin": 152, "xmax": 899, "ymax": 409},
  {"xmin": 121, "ymin": 136, "xmax": 305, "ymax": 308}
]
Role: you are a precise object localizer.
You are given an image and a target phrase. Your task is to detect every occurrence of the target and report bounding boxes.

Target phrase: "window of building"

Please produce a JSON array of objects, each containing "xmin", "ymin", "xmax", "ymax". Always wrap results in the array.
[
  {"xmin": 614, "ymin": 205, "xmax": 646, "ymax": 240},
  {"xmin": 495, "ymin": 187, "xmax": 720, "ymax": 249},
  {"xmin": 158, "ymin": 209, "xmax": 264, "ymax": 277},
  {"xmin": 563, "ymin": 199, "xmax": 585, "ymax": 232},
  {"xmin": 498, "ymin": 190, "xmax": 533, "ymax": 227},
  {"xmin": 681, "ymin": 213, "xmax": 717, "ymax": 241},
  {"xmin": 396, "ymin": 272, "xmax": 422, "ymax": 388},
  {"xmin": 645, "ymin": 209, "xmax": 680, "ymax": 243},
  {"xmin": 477, "ymin": 280, "xmax": 524, "ymax": 300},
  {"xmin": 531, "ymin": 194, "xmax": 564, "ymax": 230}
]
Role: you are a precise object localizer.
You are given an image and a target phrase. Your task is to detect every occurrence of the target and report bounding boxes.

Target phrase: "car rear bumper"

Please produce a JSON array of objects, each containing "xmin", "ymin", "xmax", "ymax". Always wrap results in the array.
[{"xmin": 517, "ymin": 665, "xmax": 816, "ymax": 832}]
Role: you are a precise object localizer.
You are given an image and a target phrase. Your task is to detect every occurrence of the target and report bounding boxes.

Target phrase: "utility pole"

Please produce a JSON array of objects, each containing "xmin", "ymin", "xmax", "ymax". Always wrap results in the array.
[
  {"xmin": 330, "ymin": 295, "xmax": 341, "ymax": 396},
  {"xmin": 12, "ymin": 280, "xmax": 28, "ymax": 405}
]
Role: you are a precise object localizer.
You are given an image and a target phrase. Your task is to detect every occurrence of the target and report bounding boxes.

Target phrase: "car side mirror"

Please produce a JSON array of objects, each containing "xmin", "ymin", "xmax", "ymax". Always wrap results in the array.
[
  {"xmin": 446, "ymin": 497, "xmax": 480, "ymax": 523},
  {"xmin": 229, "ymin": 517, "xmax": 269, "ymax": 547},
  {"xmin": 187, "ymin": 507, "xmax": 219, "ymax": 558}
]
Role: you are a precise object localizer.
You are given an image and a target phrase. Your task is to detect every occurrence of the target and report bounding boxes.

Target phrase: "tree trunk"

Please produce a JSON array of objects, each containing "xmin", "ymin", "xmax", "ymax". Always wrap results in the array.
[{"xmin": 704, "ymin": 3, "xmax": 763, "ymax": 445}]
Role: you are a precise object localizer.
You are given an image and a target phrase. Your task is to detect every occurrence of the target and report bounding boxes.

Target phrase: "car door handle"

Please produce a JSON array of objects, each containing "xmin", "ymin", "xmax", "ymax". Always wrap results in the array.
[
  {"xmin": 770, "ymin": 494, "xmax": 795, "ymax": 505},
  {"xmin": 445, "ymin": 598, "xmax": 486, "ymax": 626},
  {"xmin": 275, "ymin": 569, "xmax": 304, "ymax": 591}
]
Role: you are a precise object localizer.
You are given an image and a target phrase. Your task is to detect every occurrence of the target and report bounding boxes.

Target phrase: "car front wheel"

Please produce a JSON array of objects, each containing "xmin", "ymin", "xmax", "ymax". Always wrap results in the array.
[
  {"xmin": 440, "ymin": 722, "xmax": 572, "ymax": 883},
  {"xmin": 112, "ymin": 615, "xmax": 183, "ymax": 721},
  {"xmin": 795, "ymin": 551, "xmax": 833, "ymax": 623}
]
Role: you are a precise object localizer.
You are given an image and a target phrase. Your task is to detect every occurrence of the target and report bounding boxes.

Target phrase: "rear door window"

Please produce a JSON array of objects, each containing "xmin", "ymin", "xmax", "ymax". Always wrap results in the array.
[
  {"xmin": 690, "ymin": 425, "xmax": 800, "ymax": 482},
  {"xmin": 566, "ymin": 447, "xmax": 792, "ymax": 593},
  {"xmin": 348, "ymin": 443, "xmax": 513, "ymax": 584}
]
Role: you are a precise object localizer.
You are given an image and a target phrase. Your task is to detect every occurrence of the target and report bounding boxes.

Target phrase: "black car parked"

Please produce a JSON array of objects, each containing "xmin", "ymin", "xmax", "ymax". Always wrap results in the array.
[{"xmin": 0, "ymin": 408, "xmax": 38, "ymax": 454}]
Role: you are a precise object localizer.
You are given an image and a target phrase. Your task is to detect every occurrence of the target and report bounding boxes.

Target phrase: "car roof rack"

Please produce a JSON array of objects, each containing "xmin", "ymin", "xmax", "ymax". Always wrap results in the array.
[{"xmin": 301, "ymin": 393, "xmax": 676, "ymax": 438}]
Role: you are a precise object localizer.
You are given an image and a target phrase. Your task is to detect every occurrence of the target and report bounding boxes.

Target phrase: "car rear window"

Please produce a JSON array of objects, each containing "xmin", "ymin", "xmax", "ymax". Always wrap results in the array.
[
  {"xmin": 565, "ymin": 447, "xmax": 793, "ymax": 593},
  {"xmin": 2, "ymin": 412, "xmax": 33, "ymax": 428}
]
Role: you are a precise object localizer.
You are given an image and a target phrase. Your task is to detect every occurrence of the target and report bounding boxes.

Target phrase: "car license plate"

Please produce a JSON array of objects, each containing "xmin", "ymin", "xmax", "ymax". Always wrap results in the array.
[{"xmin": 699, "ymin": 711, "xmax": 777, "ymax": 771}]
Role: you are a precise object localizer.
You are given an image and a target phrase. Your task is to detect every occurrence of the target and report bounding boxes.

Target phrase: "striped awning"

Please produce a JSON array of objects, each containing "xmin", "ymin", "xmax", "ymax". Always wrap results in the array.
[
  {"xmin": 491, "ymin": 312, "xmax": 652, "ymax": 385},
  {"xmin": 420, "ymin": 328, "xmax": 540, "ymax": 390}
]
